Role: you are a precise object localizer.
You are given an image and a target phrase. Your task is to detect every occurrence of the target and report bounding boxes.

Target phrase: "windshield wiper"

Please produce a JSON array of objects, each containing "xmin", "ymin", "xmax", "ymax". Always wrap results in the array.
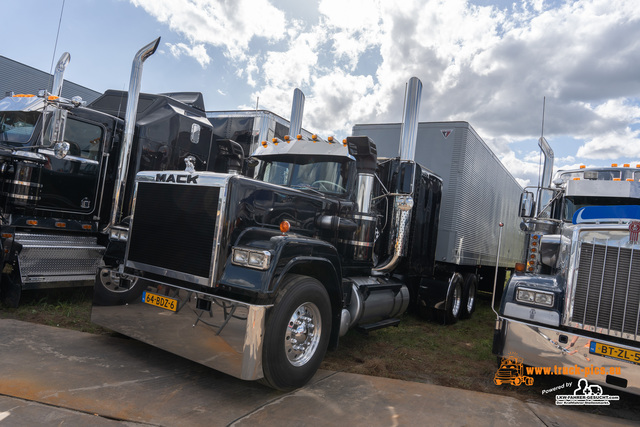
[{"xmin": 290, "ymin": 184, "xmax": 324, "ymax": 196}]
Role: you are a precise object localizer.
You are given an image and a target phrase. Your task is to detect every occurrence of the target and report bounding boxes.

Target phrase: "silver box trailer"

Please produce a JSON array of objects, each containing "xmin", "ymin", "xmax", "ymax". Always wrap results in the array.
[{"xmin": 352, "ymin": 121, "xmax": 523, "ymax": 270}]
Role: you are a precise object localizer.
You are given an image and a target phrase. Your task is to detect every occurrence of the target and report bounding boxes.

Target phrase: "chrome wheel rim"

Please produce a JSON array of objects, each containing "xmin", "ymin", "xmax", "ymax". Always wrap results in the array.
[
  {"xmin": 285, "ymin": 302, "xmax": 322, "ymax": 367},
  {"xmin": 466, "ymin": 282, "xmax": 476, "ymax": 313},
  {"xmin": 452, "ymin": 283, "xmax": 462, "ymax": 318},
  {"xmin": 99, "ymin": 268, "xmax": 136, "ymax": 293}
]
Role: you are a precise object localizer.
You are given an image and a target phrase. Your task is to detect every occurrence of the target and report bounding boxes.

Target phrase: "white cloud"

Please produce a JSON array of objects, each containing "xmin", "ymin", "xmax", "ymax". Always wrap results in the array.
[
  {"xmin": 166, "ymin": 42, "xmax": 211, "ymax": 67},
  {"xmin": 577, "ymin": 128, "xmax": 640, "ymax": 159},
  {"xmin": 130, "ymin": 0, "xmax": 287, "ymax": 61},
  {"xmin": 132, "ymin": 0, "xmax": 640, "ymax": 185}
]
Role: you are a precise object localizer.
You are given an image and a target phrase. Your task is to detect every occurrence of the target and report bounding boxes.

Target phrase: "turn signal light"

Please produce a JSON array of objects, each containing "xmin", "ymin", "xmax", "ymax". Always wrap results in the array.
[{"xmin": 280, "ymin": 220, "xmax": 290, "ymax": 234}]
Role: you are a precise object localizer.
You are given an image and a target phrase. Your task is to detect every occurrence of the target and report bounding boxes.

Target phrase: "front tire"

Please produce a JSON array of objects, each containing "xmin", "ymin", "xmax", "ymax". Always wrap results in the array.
[
  {"xmin": 261, "ymin": 274, "xmax": 331, "ymax": 391},
  {"xmin": 93, "ymin": 267, "xmax": 144, "ymax": 305}
]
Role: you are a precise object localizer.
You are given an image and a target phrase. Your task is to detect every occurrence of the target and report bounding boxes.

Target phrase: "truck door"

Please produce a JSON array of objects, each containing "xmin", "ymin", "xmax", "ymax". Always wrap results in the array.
[{"xmin": 39, "ymin": 116, "xmax": 104, "ymax": 215}]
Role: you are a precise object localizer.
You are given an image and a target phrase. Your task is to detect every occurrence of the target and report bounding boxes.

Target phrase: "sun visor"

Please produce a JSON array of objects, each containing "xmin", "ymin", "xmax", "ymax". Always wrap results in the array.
[{"xmin": 573, "ymin": 205, "xmax": 640, "ymax": 224}]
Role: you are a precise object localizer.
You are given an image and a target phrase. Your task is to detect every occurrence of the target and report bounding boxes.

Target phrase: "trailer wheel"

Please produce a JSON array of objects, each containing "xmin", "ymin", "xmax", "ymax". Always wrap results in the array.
[
  {"xmin": 93, "ymin": 267, "xmax": 144, "ymax": 305},
  {"xmin": 443, "ymin": 273, "xmax": 463, "ymax": 324},
  {"xmin": 460, "ymin": 274, "xmax": 478, "ymax": 319},
  {"xmin": 260, "ymin": 274, "xmax": 331, "ymax": 391}
]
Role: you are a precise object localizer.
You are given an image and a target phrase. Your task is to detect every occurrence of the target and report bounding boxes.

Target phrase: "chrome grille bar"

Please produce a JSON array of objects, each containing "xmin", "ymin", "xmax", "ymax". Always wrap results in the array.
[{"xmin": 570, "ymin": 240, "xmax": 640, "ymax": 342}]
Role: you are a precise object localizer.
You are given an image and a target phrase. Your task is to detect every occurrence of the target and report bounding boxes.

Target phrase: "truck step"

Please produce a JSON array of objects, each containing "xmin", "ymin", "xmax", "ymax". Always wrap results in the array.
[{"xmin": 357, "ymin": 318, "xmax": 401, "ymax": 333}]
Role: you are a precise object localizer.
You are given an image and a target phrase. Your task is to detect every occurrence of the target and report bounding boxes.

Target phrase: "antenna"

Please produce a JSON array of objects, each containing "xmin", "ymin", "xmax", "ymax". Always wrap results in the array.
[
  {"xmin": 47, "ymin": 0, "xmax": 66, "ymax": 93},
  {"xmin": 541, "ymin": 96, "xmax": 546, "ymax": 138},
  {"xmin": 255, "ymin": 96, "xmax": 259, "ymax": 110}
]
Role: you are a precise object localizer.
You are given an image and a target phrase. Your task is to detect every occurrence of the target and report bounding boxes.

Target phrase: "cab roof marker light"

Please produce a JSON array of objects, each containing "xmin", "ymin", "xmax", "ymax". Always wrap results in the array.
[
  {"xmin": 624, "ymin": 163, "xmax": 630, "ymax": 167},
  {"xmin": 296, "ymin": 134, "xmax": 302, "ymax": 140},
  {"xmin": 627, "ymin": 178, "xmax": 634, "ymax": 182},
  {"xmin": 579, "ymin": 165, "xmax": 586, "ymax": 169},
  {"xmin": 612, "ymin": 163, "xmax": 618, "ymax": 167},
  {"xmin": 284, "ymin": 135, "xmax": 290, "ymax": 141},
  {"xmin": 573, "ymin": 177, "xmax": 580, "ymax": 180},
  {"xmin": 261, "ymin": 140, "xmax": 268, "ymax": 147},
  {"xmin": 613, "ymin": 178, "xmax": 621, "ymax": 181}
]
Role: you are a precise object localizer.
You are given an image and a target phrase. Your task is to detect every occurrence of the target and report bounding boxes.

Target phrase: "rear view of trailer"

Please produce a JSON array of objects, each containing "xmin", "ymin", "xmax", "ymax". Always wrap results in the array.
[{"xmin": 352, "ymin": 121, "xmax": 523, "ymax": 270}]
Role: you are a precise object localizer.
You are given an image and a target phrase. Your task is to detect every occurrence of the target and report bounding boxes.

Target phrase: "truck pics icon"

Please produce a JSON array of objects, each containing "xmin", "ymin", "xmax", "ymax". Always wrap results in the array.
[
  {"xmin": 494, "ymin": 354, "xmax": 534, "ymax": 386},
  {"xmin": 89, "ymin": 42, "xmax": 525, "ymax": 390}
]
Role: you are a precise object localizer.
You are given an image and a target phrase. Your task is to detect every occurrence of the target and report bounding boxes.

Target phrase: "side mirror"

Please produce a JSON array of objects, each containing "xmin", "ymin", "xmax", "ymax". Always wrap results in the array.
[
  {"xmin": 53, "ymin": 141, "xmax": 70, "ymax": 159},
  {"xmin": 519, "ymin": 191, "xmax": 535, "ymax": 218},
  {"xmin": 45, "ymin": 106, "xmax": 68, "ymax": 149}
]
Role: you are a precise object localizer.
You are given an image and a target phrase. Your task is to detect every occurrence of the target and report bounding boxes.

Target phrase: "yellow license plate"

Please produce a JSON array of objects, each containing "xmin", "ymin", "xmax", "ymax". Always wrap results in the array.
[
  {"xmin": 142, "ymin": 291, "xmax": 178, "ymax": 312},
  {"xmin": 589, "ymin": 341, "xmax": 640, "ymax": 365}
]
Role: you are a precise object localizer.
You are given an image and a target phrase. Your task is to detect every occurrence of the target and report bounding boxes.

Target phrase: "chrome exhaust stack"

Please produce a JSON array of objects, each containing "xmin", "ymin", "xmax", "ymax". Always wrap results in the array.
[
  {"xmin": 374, "ymin": 77, "xmax": 422, "ymax": 273},
  {"xmin": 51, "ymin": 52, "xmax": 71, "ymax": 97},
  {"xmin": 536, "ymin": 136, "xmax": 554, "ymax": 217},
  {"xmin": 288, "ymin": 88, "xmax": 305, "ymax": 137},
  {"xmin": 106, "ymin": 37, "xmax": 160, "ymax": 232}
]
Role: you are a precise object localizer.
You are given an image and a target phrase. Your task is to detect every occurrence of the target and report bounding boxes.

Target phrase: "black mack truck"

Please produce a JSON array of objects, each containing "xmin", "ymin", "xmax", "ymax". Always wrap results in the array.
[
  {"xmin": 0, "ymin": 38, "xmax": 241, "ymax": 307},
  {"xmin": 91, "ymin": 77, "xmax": 496, "ymax": 390}
]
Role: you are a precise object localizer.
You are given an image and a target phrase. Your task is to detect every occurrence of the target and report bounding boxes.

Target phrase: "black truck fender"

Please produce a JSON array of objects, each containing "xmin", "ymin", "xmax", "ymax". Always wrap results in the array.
[{"xmin": 220, "ymin": 230, "xmax": 343, "ymax": 349}]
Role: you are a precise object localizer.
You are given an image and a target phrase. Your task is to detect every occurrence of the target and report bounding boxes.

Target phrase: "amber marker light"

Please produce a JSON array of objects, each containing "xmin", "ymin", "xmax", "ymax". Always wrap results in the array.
[
  {"xmin": 327, "ymin": 136, "xmax": 334, "ymax": 142},
  {"xmin": 26, "ymin": 220, "xmax": 38, "ymax": 226},
  {"xmin": 515, "ymin": 263, "xmax": 526, "ymax": 273},
  {"xmin": 280, "ymin": 220, "xmax": 291, "ymax": 234},
  {"xmin": 55, "ymin": 222, "xmax": 66, "ymax": 228},
  {"xmin": 296, "ymin": 134, "xmax": 302, "ymax": 140},
  {"xmin": 1, "ymin": 233, "xmax": 13, "ymax": 239},
  {"xmin": 82, "ymin": 224, "xmax": 92, "ymax": 230},
  {"xmin": 47, "ymin": 95, "xmax": 59, "ymax": 101},
  {"xmin": 261, "ymin": 140, "xmax": 268, "ymax": 147},
  {"xmin": 612, "ymin": 163, "xmax": 618, "ymax": 167},
  {"xmin": 613, "ymin": 178, "xmax": 621, "ymax": 181},
  {"xmin": 312, "ymin": 134, "xmax": 318, "ymax": 141},
  {"xmin": 579, "ymin": 165, "xmax": 586, "ymax": 169}
]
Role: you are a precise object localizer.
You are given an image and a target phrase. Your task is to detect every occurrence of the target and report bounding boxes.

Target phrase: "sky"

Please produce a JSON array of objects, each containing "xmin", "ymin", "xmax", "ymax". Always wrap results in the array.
[{"xmin": 2, "ymin": 0, "xmax": 640, "ymax": 188}]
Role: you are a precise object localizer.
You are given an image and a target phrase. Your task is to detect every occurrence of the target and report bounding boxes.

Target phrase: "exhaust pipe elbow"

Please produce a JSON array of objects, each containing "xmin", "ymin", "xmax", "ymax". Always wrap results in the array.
[{"xmin": 51, "ymin": 52, "xmax": 71, "ymax": 98}]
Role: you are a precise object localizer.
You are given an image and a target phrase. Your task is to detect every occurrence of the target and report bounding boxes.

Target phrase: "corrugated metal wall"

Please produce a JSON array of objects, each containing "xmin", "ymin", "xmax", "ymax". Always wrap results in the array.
[{"xmin": 0, "ymin": 56, "xmax": 100, "ymax": 103}]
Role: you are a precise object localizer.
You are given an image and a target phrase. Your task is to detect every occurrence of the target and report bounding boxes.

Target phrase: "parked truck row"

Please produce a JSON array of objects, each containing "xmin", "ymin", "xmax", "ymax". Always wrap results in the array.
[{"xmin": 4, "ymin": 37, "xmax": 637, "ymax": 394}]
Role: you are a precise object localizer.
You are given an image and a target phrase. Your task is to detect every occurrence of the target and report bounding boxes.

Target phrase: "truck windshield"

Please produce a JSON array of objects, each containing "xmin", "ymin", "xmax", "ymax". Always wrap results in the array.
[
  {"xmin": 257, "ymin": 158, "xmax": 350, "ymax": 195},
  {"xmin": 563, "ymin": 196, "xmax": 640, "ymax": 221},
  {"xmin": 0, "ymin": 111, "xmax": 40, "ymax": 144}
]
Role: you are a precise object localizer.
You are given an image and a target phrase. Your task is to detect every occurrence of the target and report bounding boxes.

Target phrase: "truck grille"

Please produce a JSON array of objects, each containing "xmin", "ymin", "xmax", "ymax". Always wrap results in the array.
[
  {"xmin": 126, "ymin": 181, "xmax": 221, "ymax": 285},
  {"xmin": 571, "ymin": 242, "xmax": 640, "ymax": 342}
]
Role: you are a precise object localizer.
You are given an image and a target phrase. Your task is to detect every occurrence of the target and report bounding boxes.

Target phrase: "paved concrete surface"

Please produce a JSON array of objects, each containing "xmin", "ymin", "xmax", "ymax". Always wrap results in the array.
[{"xmin": 0, "ymin": 319, "xmax": 637, "ymax": 426}]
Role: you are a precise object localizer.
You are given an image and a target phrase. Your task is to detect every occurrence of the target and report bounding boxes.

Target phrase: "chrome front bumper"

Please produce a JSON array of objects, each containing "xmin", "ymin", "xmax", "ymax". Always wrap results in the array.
[
  {"xmin": 91, "ymin": 282, "xmax": 269, "ymax": 381},
  {"xmin": 496, "ymin": 318, "xmax": 640, "ymax": 396}
]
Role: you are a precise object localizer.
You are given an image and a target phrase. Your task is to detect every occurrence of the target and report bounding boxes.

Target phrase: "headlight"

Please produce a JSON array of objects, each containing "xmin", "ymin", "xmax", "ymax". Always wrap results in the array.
[
  {"xmin": 231, "ymin": 247, "xmax": 271, "ymax": 270},
  {"xmin": 516, "ymin": 287, "xmax": 554, "ymax": 307}
]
